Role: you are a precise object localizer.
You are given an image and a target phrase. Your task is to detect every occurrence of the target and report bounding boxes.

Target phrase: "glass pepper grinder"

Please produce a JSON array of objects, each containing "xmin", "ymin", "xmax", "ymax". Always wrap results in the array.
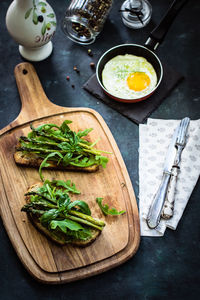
[
  {"xmin": 62, "ymin": 0, "xmax": 113, "ymax": 45},
  {"xmin": 120, "ymin": 0, "xmax": 152, "ymax": 29}
]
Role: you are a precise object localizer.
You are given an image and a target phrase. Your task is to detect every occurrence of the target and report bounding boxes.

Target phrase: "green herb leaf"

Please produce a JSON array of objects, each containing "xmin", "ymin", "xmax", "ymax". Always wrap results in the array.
[
  {"xmin": 39, "ymin": 152, "xmax": 63, "ymax": 181},
  {"xmin": 95, "ymin": 155, "xmax": 108, "ymax": 168},
  {"xmin": 25, "ymin": 8, "xmax": 33, "ymax": 19},
  {"xmin": 57, "ymin": 194, "xmax": 71, "ymax": 209},
  {"xmin": 52, "ymin": 179, "xmax": 80, "ymax": 194},
  {"xmin": 32, "ymin": 9, "xmax": 38, "ymax": 24},
  {"xmin": 73, "ymin": 228, "xmax": 92, "ymax": 240},
  {"xmin": 50, "ymin": 21, "xmax": 56, "ymax": 26},
  {"xmin": 40, "ymin": 209, "xmax": 60, "ymax": 225},
  {"xmin": 50, "ymin": 219, "xmax": 84, "ymax": 233},
  {"xmin": 60, "ymin": 120, "xmax": 72, "ymax": 133},
  {"xmin": 38, "ymin": 2, "xmax": 47, "ymax": 6},
  {"xmin": 41, "ymin": 20, "xmax": 46, "ymax": 35},
  {"xmin": 67, "ymin": 200, "xmax": 91, "ymax": 216},
  {"xmin": 63, "ymin": 152, "xmax": 73, "ymax": 164},
  {"xmin": 77, "ymin": 128, "xmax": 93, "ymax": 138},
  {"xmin": 47, "ymin": 13, "xmax": 55, "ymax": 18},
  {"xmin": 35, "ymin": 123, "xmax": 60, "ymax": 132},
  {"xmin": 96, "ymin": 198, "xmax": 126, "ymax": 216},
  {"xmin": 69, "ymin": 156, "xmax": 96, "ymax": 168}
]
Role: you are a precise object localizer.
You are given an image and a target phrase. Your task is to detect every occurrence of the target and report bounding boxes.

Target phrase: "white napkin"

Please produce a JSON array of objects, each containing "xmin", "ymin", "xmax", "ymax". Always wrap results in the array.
[{"xmin": 139, "ymin": 118, "xmax": 200, "ymax": 236}]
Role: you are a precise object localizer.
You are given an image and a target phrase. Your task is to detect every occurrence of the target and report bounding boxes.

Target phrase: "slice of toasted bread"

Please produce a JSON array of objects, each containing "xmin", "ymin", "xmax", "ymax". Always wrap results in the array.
[
  {"xmin": 24, "ymin": 183, "xmax": 101, "ymax": 246},
  {"xmin": 14, "ymin": 151, "xmax": 99, "ymax": 172}
]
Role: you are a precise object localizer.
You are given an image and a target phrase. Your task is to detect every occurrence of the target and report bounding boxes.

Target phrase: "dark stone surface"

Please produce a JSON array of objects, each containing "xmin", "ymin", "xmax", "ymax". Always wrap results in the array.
[{"xmin": 0, "ymin": 0, "xmax": 199, "ymax": 299}]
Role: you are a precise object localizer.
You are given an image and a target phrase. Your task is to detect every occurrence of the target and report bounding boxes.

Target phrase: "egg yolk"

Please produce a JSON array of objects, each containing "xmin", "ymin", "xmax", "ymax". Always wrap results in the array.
[{"xmin": 127, "ymin": 72, "xmax": 150, "ymax": 91}]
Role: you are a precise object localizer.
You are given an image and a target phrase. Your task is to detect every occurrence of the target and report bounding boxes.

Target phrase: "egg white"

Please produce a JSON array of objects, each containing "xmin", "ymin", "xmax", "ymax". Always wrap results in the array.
[{"xmin": 102, "ymin": 54, "xmax": 157, "ymax": 99}]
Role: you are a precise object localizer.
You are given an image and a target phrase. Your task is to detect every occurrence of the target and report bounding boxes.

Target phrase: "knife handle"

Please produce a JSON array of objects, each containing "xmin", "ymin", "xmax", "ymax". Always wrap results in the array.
[
  {"xmin": 162, "ymin": 166, "xmax": 179, "ymax": 219},
  {"xmin": 146, "ymin": 172, "xmax": 171, "ymax": 229}
]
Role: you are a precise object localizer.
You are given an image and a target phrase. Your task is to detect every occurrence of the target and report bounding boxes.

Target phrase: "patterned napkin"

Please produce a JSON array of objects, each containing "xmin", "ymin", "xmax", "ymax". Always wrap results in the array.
[{"xmin": 139, "ymin": 118, "xmax": 200, "ymax": 236}]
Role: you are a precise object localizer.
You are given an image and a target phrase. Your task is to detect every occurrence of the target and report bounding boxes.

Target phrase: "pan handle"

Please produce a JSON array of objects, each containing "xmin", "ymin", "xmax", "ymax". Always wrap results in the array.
[{"xmin": 145, "ymin": 0, "xmax": 188, "ymax": 51}]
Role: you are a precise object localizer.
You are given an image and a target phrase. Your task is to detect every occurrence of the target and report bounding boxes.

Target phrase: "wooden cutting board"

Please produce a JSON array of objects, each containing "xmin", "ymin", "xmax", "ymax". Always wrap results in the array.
[{"xmin": 0, "ymin": 62, "xmax": 140, "ymax": 284}]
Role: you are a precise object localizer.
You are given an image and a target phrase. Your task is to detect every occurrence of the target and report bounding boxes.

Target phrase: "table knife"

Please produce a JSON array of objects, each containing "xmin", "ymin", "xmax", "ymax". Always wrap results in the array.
[
  {"xmin": 162, "ymin": 117, "xmax": 190, "ymax": 219},
  {"xmin": 146, "ymin": 117, "xmax": 190, "ymax": 229}
]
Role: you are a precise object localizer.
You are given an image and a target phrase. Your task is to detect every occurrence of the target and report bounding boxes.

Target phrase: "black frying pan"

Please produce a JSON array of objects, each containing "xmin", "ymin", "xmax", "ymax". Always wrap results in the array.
[{"xmin": 96, "ymin": 0, "xmax": 188, "ymax": 103}]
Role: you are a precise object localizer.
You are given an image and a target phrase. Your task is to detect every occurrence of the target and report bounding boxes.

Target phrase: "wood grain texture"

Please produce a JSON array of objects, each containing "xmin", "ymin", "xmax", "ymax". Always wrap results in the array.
[{"xmin": 0, "ymin": 62, "xmax": 140, "ymax": 283}]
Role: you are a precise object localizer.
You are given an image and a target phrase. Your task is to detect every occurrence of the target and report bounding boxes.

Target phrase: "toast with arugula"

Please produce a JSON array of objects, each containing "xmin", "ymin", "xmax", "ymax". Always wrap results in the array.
[
  {"xmin": 14, "ymin": 120, "xmax": 110, "ymax": 178},
  {"xmin": 22, "ymin": 179, "xmax": 105, "ymax": 246}
]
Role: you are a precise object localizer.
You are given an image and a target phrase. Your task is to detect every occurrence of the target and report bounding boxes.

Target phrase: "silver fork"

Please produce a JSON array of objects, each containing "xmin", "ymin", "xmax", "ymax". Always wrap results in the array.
[{"xmin": 162, "ymin": 117, "xmax": 190, "ymax": 219}]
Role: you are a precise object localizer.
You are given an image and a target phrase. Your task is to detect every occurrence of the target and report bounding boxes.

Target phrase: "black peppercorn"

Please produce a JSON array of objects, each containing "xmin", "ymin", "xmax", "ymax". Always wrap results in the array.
[
  {"xmin": 38, "ymin": 15, "xmax": 44, "ymax": 22},
  {"xmin": 88, "ymin": 49, "xmax": 93, "ymax": 56},
  {"xmin": 90, "ymin": 62, "xmax": 95, "ymax": 69},
  {"xmin": 73, "ymin": 66, "xmax": 80, "ymax": 73}
]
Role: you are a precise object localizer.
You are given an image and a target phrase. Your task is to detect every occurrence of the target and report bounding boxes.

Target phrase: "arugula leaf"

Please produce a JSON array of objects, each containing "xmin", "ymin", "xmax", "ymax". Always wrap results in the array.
[
  {"xmin": 63, "ymin": 152, "xmax": 73, "ymax": 165},
  {"xmin": 50, "ymin": 219, "xmax": 85, "ymax": 233},
  {"xmin": 45, "ymin": 182, "xmax": 55, "ymax": 200},
  {"xmin": 95, "ymin": 155, "xmax": 108, "ymax": 168},
  {"xmin": 39, "ymin": 152, "xmax": 63, "ymax": 181},
  {"xmin": 69, "ymin": 156, "xmax": 97, "ymax": 168},
  {"xmin": 40, "ymin": 209, "xmax": 60, "ymax": 226},
  {"xmin": 33, "ymin": 123, "xmax": 60, "ymax": 133},
  {"xmin": 77, "ymin": 128, "xmax": 93, "ymax": 138},
  {"xmin": 57, "ymin": 194, "xmax": 71, "ymax": 209},
  {"xmin": 67, "ymin": 200, "xmax": 91, "ymax": 216},
  {"xmin": 96, "ymin": 198, "xmax": 126, "ymax": 216},
  {"xmin": 52, "ymin": 179, "xmax": 80, "ymax": 194},
  {"xmin": 60, "ymin": 120, "xmax": 72, "ymax": 134},
  {"xmin": 63, "ymin": 227, "xmax": 92, "ymax": 241}
]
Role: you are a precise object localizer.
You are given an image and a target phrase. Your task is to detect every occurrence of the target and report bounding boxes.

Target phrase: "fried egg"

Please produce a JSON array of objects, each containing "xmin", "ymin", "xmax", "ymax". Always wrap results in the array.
[{"xmin": 102, "ymin": 54, "xmax": 157, "ymax": 99}]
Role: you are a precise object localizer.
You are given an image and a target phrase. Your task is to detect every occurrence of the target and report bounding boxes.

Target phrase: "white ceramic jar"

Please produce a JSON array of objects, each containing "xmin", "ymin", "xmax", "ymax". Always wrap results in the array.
[{"xmin": 6, "ymin": 0, "xmax": 57, "ymax": 61}]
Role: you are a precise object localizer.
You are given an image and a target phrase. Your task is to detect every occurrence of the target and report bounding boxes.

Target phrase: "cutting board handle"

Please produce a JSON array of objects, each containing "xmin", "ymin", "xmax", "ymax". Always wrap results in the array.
[
  {"xmin": 15, "ymin": 62, "xmax": 49, "ymax": 108},
  {"xmin": 14, "ymin": 62, "xmax": 62, "ymax": 120},
  {"xmin": 0, "ymin": 62, "xmax": 64, "ymax": 135}
]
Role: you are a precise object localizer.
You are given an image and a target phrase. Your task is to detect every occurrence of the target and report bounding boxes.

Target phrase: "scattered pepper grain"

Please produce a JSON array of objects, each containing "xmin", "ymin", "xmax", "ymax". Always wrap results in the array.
[
  {"xmin": 88, "ymin": 49, "xmax": 93, "ymax": 56},
  {"xmin": 73, "ymin": 66, "xmax": 80, "ymax": 73},
  {"xmin": 90, "ymin": 62, "xmax": 95, "ymax": 69}
]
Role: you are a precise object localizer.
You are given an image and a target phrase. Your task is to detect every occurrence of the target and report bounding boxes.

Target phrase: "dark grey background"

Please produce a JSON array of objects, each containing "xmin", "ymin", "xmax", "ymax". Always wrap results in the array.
[{"xmin": 0, "ymin": 0, "xmax": 199, "ymax": 299}]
